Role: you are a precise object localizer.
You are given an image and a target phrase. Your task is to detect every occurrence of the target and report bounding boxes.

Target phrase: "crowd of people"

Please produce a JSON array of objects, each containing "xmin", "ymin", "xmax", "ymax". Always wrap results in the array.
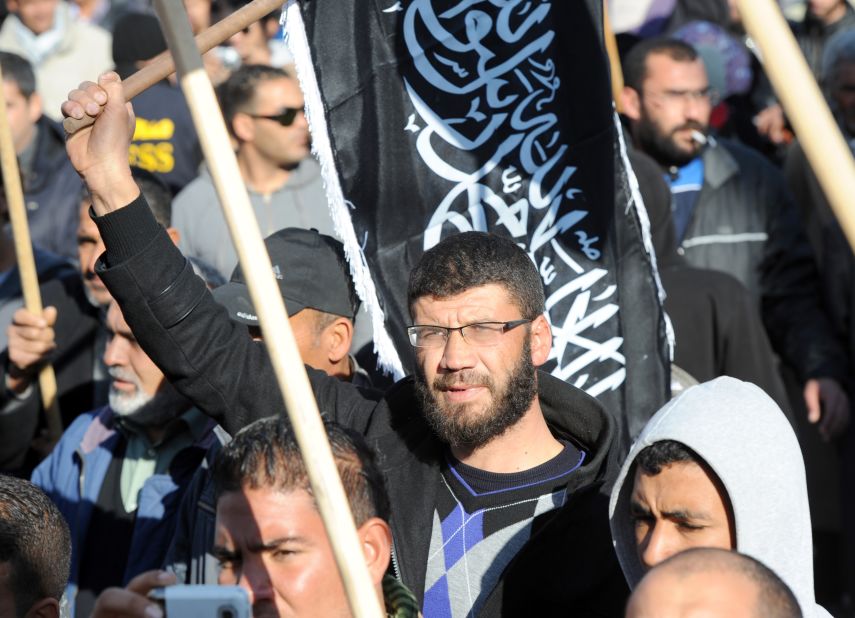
[{"xmin": 0, "ymin": 0, "xmax": 852, "ymax": 616}]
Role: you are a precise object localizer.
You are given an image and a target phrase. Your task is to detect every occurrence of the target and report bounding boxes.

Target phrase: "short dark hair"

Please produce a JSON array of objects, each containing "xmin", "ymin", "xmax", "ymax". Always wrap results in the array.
[
  {"xmin": 0, "ymin": 475, "xmax": 71, "ymax": 615},
  {"xmin": 0, "ymin": 52, "xmax": 36, "ymax": 99},
  {"xmin": 212, "ymin": 417, "xmax": 390, "ymax": 526},
  {"xmin": 407, "ymin": 232, "xmax": 545, "ymax": 319},
  {"xmin": 623, "ymin": 38, "xmax": 700, "ymax": 92},
  {"xmin": 132, "ymin": 168, "xmax": 172, "ymax": 227},
  {"xmin": 635, "ymin": 439, "xmax": 702, "ymax": 475},
  {"xmin": 216, "ymin": 64, "xmax": 291, "ymax": 138},
  {"xmin": 656, "ymin": 548, "xmax": 802, "ymax": 618}
]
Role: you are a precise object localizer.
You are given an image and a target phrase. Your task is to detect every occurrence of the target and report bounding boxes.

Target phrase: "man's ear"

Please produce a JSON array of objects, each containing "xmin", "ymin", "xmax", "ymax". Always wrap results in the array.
[
  {"xmin": 27, "ymin": 92, "xmax": 42, "ymax": 123},
  {"xmin": 24, "ymin": 597, "xmax": 60, "ymax": 618},
  {"xmin": 621, "ymin": 86, "xmax": 642, "ymax": 121},
  {"xmin": 232, "ymin": 112, "xmax": 254, "ymax": 143},
  {"xmin": 357, "ymin": 517, "xmax": 392, "ymax": 586},
  {"xmin": 165, "ymin": 226, "xmax": 181, "ymax": 246},
  {"xmin": 529, "ymin": 314, "xmax": 552, "ymax": 368},
  {"xmin": 326, "ymin": 317, "xmax": 353, "ymax": 364},
  {"xmin": 5, "ymin": 0, "xmax": 18, "ymax": 12}
]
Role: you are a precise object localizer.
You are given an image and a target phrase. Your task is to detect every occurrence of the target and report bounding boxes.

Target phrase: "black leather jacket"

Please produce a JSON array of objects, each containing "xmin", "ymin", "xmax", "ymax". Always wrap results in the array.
[{"xmin": 94, "ymin": 196, "xmax": 629, "ymax": 616}]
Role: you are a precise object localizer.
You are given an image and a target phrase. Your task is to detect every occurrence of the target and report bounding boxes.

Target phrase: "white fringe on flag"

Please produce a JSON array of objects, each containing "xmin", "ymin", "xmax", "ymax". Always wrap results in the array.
[
  {"xmin": 281, "ymin": 1, "xmax": 405, "ymax": 379},
  {"xmin": 614, "ymin": 111, "xmax": 675, "ymax": 358}
]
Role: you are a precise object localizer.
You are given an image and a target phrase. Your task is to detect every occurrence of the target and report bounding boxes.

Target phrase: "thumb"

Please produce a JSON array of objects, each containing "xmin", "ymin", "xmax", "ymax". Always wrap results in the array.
[
  {"xmin": 804, "ymin": 380, "xmax": 821, "ymax": 424},
  {"xmin": 43, "ymin": 306, "xmax": 58, "ymax": 327},
  {"xmin": 97, "ymin": 71, "xmax": 124, "ymax": 110},
  {"xmin": 96, "ymin": 71, "xmax": 135, "ymax": 133}
]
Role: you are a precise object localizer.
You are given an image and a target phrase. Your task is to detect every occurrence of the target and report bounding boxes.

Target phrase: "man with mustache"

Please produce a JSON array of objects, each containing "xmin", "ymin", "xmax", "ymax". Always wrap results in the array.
[
  {"xmin": 172, "ymin": 64, "xmax": 335, "ymax": 280},
  {"xmin": 31, "ymin": 300, "xmax": 221, "ymax": 617},
  {"xmin": 60, "ymin": 71, "xmax": 629, "ymax": 616},
  {"xmin": 621, "ymin": 37, "xmax": 851, "ymax": 444},
  {"xmin": 0, "ymin": 171, "xmax": 183, "ymax": 476}
]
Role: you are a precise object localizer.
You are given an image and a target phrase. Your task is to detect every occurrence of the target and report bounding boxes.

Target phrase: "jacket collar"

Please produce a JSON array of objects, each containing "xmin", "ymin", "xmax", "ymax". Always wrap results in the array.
[
  {"xmin": 80, "ymin": 406, "xmax": 218, "ymax": 455},
  {"xmin": 26, "ymin": 115, "xmax": 69, "ymax": 193},
  {"xmin": 700, "ymin": 138, "xmax": 738, "ymax": 190}
]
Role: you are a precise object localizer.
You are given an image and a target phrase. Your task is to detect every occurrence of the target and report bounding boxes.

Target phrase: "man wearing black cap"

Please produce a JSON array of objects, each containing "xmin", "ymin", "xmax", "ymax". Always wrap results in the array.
[
  {"xmin": 163, "ymin": 228, "xmax": 369, "ymax": 585},
  {"xmin": 112, "ymin": 12, "xmax": 202, "ymax": 196},
  {"xmin": 213, "ymin": 227, "xmax": 370, "ymax": 385}
]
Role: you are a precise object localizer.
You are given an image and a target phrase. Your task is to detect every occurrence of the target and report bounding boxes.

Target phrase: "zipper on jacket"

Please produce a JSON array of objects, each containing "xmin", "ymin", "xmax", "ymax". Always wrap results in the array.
[
  {"xmin": 76, "ymin": 447, "xmax": 86, "ymax": 498},
  {"xmin": 390, "ymin": 540, "xmax": 402, "ymax": 581}
]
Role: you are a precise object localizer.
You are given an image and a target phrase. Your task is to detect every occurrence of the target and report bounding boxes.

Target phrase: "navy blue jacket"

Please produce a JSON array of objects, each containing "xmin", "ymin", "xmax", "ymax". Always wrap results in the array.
[{"xmin": 23, "ymin": 117, "xmax": 84, "ymax": 260}]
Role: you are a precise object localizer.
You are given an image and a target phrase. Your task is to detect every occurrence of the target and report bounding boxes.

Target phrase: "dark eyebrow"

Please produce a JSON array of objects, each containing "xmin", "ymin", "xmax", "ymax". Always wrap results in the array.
[
  {"xmin": 660, "ymin": 509, "xmax": 711, "ymax": 521},
  {"xmin": 630, "ymin": 500, "xmax": 651, "ymax": 516},
  {"xmin": 211, "ymin": 545, "xmax": 239, "ymax": 561},
  {"xmin": 246, "ymin": 536, "xmax": 308, "ymax": 553}
]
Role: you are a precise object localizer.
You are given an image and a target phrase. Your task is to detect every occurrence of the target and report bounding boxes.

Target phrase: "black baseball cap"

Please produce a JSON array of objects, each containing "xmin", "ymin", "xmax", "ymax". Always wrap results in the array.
[{"xmin": 212, "ymin": 228, "xmax": 358, "ymax": 325}]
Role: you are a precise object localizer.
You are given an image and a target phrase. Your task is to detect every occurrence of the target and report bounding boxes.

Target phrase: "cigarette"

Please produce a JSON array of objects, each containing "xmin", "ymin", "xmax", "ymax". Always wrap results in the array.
[{"xmin": 690, "ymin": 130, "xmax": 708, "ymax": 145}]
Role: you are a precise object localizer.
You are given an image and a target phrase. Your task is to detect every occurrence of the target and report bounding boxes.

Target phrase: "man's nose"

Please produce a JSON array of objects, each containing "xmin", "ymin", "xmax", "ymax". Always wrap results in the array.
[
  {"xmin": 293, "ymin": 109, "xmax": 308, "ymax": 130},
  {"xmin": 87, "ymin": 240, "xmax": 105, "ymax": 275},
  {"xmin": 639, "ymin": 523, "xmax": 678, "ymax": 570},
  {"xmin": 239, "ymin": 561, "xmax": 275, "ymax": 606},
  {"xmin": 683, "ymin": 93, "xmax": 710, "ymax": 123},
  {"xmin": 440, "ymin": 329, "xmax": 477, "ymax": 371},
  {"xmin": 102, "ymin": 337, "xmax": 122, "ymax": 367}
]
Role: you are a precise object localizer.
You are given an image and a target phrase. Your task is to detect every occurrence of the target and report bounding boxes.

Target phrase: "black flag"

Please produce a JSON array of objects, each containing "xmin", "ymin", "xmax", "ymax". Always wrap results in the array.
[{"xmin": 284, "ymin": 0, "xmax": 670, "ymax": 447}]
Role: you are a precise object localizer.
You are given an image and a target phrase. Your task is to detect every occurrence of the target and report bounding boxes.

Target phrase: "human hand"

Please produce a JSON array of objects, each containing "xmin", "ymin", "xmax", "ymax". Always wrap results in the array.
[
  {"xmin": 754, "ymin": 103, "xmax": 787, "ymax": 144},
  {"xmin": 6, "ymin": 306, "xmax": 57, "ymax": 394},
  {"xmin": 62, "ymin": 72, "xmax": 139, "ymax": 214},
  {"xmin": 91, "ymin": 570, "xmax": 177, "ymax": 618},
  {"xmin": 804, "ymin": 377, "xmax": 850, "ymax": 442}
]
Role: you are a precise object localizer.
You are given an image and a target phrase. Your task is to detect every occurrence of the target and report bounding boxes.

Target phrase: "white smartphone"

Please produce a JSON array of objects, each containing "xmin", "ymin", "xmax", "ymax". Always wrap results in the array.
[{"xmin": 148, "ymin": 585, "xmax": 250, "ymax": 618}]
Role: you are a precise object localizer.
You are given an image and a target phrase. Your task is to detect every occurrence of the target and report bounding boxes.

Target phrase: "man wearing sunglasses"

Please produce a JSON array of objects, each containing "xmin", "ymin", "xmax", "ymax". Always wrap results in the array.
[{"xmin": 171, "ymin": 64, "xmax": 336, "ymax": 279}]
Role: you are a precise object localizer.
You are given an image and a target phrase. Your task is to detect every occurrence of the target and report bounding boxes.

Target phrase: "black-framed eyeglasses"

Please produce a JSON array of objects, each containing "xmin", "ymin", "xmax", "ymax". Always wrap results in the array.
[
  {"xmin": 247, "ymin": 107, "xmax": 302, "ymax": 127},
  {"xmin": 407, "ymin": 319, "xmax": 532, "ymax": 348}
]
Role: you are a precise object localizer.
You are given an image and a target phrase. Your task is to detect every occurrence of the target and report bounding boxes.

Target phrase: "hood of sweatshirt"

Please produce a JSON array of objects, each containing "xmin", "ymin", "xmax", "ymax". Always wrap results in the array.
[{"xmin": 608, "ymin": 376, "xmax": 827, "ymax": 617}]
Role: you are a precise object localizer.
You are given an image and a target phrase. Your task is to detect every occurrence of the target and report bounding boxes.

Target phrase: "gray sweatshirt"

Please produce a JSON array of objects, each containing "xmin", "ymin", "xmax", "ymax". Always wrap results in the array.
[
  {"xmin": 172, "ymin": 158, "xmax": 336, "ymax": 279},
  {"xmin": 608, "ymin": 376, "xmax": 829, "ymax": 617}
]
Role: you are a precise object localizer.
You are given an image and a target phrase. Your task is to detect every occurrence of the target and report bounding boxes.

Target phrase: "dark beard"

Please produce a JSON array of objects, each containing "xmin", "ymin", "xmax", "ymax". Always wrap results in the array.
[
  {"xmin": 414, "ymin": 339, "xmax": 538, "ymax": 449},
  {"xmin": 636, "ymin": 117, "xmax": 706, "ymax": 168}
]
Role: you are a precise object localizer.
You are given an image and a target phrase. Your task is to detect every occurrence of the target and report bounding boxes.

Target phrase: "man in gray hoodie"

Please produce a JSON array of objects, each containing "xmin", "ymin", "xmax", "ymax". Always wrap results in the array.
[{"xmin": 609, "ymin": 377, "xmax": 829, "ymax": 617}]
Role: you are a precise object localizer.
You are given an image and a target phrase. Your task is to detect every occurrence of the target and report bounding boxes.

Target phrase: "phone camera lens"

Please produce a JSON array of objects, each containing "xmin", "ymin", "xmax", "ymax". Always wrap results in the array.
[{"xmin": 218, "ymin": 607, "xmax": 235, "ymax": 618}]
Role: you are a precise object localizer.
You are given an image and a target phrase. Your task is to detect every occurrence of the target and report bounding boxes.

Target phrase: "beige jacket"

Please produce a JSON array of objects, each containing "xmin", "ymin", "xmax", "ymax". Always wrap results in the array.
[{"xmin": 0, "ymin": 2, "xmax": 111, "ymax": 120}]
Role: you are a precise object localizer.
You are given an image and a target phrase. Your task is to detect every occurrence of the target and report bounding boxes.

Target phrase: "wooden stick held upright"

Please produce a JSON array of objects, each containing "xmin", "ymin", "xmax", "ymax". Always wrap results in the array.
[
  {"xmin": 603, "ymin": 2, "xmax": 625, "ymax": 113},
  {"xmin": 0, "ymin": 66, "xmax": 63, "ymax": 441},
  {"xmin": 149, "ymin": 1, "xmax": 384, "ymax": 616},
  {"xmin": 736, "ymin": 0, "xmax": 855, "ymax": 252}
]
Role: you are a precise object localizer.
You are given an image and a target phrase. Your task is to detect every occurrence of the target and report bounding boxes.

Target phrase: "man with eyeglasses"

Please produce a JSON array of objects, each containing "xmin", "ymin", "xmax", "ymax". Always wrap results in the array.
[
  {"xmin": 620, "ymin": 37, "xmax": 851, "ymax": 446},
  {"xmin": 59, "ymin": 71, "xmax": 630, "ymax": 615},
  {"xmin": 171, "ymin": 63, "xmax": 335, "ymax": 279}
]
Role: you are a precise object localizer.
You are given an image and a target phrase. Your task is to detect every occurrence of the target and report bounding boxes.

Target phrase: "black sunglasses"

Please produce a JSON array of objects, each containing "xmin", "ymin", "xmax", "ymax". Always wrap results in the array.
[{"xmin": 247, "ymin": 107, "xmax": 302, "ymax": 127}]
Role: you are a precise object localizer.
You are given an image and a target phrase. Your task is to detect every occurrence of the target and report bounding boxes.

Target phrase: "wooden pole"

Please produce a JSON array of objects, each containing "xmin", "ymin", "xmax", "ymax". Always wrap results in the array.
[
  {"xmin": 149, "ymin": 1, "xmax": 384, "ymax": 616},
  {"xmin": 62, "ymin": 0, "xmax": 284, "ymax": 134},
  {"xmin": 736, "ymin": 0, "xmax": 855, "ymax": 253},
  {"xmin": 0, "ymin": 66, "xmax": 63, "ymax": 442},
  {"xmin": 604, "ymin": 1, "xmax": 625, "ymax": 113}
]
